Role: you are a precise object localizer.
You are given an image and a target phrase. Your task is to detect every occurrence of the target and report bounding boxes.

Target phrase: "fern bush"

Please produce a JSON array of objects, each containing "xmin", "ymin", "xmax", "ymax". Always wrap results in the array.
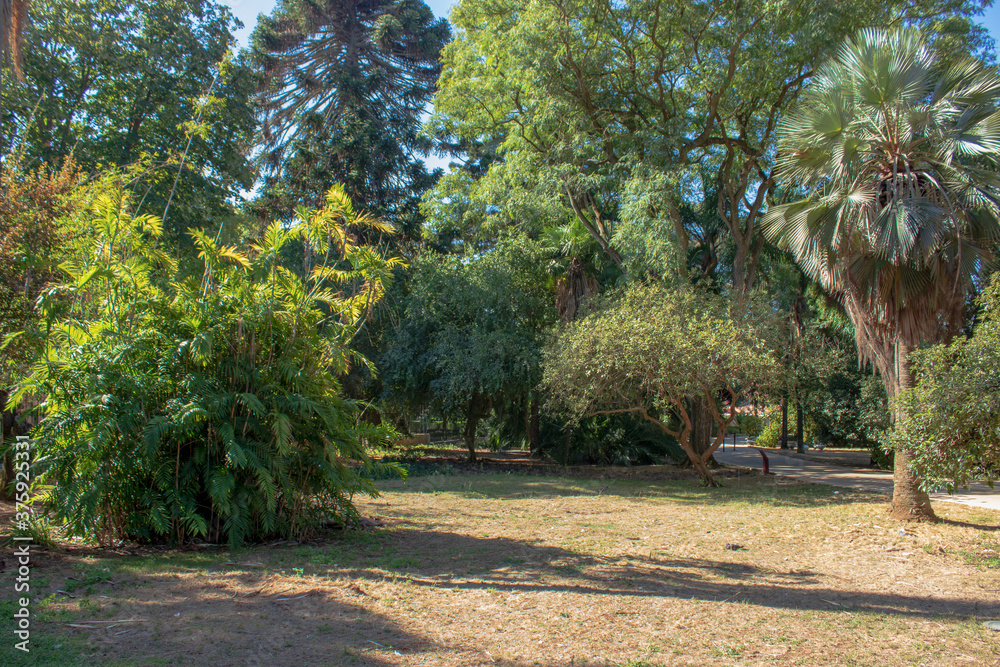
[{"xmin": 19, "ymin": 185, "xmax": 400, "ymax": 546}]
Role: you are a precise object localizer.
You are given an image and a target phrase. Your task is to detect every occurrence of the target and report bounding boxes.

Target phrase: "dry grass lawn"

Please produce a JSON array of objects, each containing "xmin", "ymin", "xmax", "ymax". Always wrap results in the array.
[{"xmin": 3, "ymin": 467, "xmax": 999, "ymax": 666}]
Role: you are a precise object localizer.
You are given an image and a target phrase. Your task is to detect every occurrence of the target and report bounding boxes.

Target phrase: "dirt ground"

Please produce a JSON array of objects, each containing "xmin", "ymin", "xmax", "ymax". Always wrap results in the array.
[{"xmin": 2, "ymin": 463, "xmax": 999, "ymax": 666}]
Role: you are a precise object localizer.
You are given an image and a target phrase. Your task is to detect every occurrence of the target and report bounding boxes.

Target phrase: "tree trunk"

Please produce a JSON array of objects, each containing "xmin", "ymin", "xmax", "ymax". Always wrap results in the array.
[
  {"xmin": 463, "ymin": 394, "xmax": 491, "ymax": 462},
  {"xmin": 528, "ymin": 397, "xmax": 540, "ymax": 452},
  {"xmin": 555, "ymin": 257, "xmax": 599, "ymax": 322},
  {"xmin": 795, "ymin": 399, "xmax": 804, "ymax": 454},
  {"xmin": 690, "ymin": 452, "xmax": 716, "ymax": 486},
  {"xmin": 890, "ymin": 340, "xmax": 937, "ymax": 521},
  {"xmin": 464, "ymin": 405, "xmax": 480, "ymax": 462},
  {"xmin": 690, "ymin": 396, "xmax": 715, "ymax": 464},
  {"xmin": 780, "ymin": 394, "xmax": 788, "ymax": 449},
  {"xmin": 564, "ymin": 425, "xmax": 572, "ymax": 466}
]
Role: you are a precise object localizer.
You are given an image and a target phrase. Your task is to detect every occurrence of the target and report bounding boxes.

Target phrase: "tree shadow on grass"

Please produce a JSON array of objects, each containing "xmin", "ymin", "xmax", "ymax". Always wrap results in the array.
[
  {"xmin": 382, "ymin": 473, "xmax": 887, "ymax": 510},
  {"xmin": 37, "ymin": 573, "xmax": 423, "ymax": 667},
  {"xmin": 327, "ymin": 527, "xmax": 998, "ymax": 621},
  {"xmin": 938, "ymin": 517, "xmax": 1000, "ymax": 530}
]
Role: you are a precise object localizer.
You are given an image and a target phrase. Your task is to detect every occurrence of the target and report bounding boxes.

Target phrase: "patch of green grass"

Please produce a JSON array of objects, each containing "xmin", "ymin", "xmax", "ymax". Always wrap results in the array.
[
  {"xmin": 0, "ymin": 600, "xmax": 91, "ymax": 667},
  {"xmin": 63, "ymin": 566, "xmax": 114, "ymax": 593},
  {"xmin": 362, "ymin": 460, "xmax": 457, "ymax": 480},
  {"xmin": 374, "ymin": 555, "xmax": 421, "ymax": 570},
  {"xmin": 714, "ymin": 645, "xmax": 744, "ymax": 658},
  {"xmin": 959, "ymin": 535, "xmax": 1000, "ymax": 569},
  {"xmin": 116, "ymin": 551, "xmax": 226, "ymax": 576}
]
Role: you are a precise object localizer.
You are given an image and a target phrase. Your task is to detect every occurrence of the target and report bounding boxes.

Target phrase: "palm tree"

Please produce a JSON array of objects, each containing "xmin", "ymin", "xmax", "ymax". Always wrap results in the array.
[{"xmin": 763, "ymin": 28, "xmax": 1000, "ymax": 521}]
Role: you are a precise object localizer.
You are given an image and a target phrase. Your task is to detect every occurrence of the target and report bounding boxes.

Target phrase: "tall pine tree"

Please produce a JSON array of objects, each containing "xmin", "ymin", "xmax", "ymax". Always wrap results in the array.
[{"xmin": 251, "ymin": 0, "xmax": 450, "ymax": 238}]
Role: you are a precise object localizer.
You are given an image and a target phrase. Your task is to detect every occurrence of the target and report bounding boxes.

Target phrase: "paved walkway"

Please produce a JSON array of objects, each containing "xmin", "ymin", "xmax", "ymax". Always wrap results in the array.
[{"xmin": 714, "ymin": 445, "xmax": 1000, "ymax": 512}]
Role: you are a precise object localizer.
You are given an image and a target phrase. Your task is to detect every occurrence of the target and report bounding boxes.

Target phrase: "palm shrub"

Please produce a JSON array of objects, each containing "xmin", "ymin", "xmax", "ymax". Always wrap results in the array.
[{"xmin": 18, "ymin": 183, "xmax": 401, "ymax": 546}]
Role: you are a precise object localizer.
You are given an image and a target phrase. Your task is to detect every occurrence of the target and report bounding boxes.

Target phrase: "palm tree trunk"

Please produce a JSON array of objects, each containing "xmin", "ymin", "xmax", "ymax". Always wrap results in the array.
[{"xmin": 890, "ymin": 339, "xmax": 936, "ymax": 521}]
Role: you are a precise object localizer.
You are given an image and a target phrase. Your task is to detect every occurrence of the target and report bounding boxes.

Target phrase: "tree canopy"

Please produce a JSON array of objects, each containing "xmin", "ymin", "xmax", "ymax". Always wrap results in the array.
[
  {"xmin": 428, "ymin": 0, "xmax": 992, "ymax": 290},
  {"xmin": 1, "ymin": 0, "xmax": 257, "ymax": 240},
  {"xmin": 381, "ymin": 235, "xmax": 556, "ymax": 460}
]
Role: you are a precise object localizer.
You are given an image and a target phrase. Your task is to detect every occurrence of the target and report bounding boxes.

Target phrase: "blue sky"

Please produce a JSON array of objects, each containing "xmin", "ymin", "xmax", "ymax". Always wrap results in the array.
[{"xmin": 223, "ymin": 0, "xmax": 1000, "ymax": 49}]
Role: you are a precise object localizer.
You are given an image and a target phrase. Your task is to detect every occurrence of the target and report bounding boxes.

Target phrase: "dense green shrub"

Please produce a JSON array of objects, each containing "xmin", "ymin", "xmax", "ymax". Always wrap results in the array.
[
  {"xmin": 805, "ymin": 370, "xmax": 891, "ymax": 467},
  {"xmin": 756, "ymin": 419, "xmax": 782, "ymax": 448},
  {"xmin": 808, "ymin": 373, "xmax": 888, "ymax": 447},
  {"xmin": 756, "ymin": 414, "xmax": 818, "ymax": 449},
  {"xmin": 534, "ymin": 413, "xmax": 685, "ymax": 466},
  {"xmin": 888, "ymin": 279, "xmax": 1000, "ymax": 490},
  {"xmin": 737, "ymin": 414, "xmax": 763, "ymax": 437},
  {"xmin": 542, "ymin": 285, "xmax": 777, "ymax": 484},
  {"xmin": 18, "ymin": 185, "xmax": 400, "ymax": 546}
]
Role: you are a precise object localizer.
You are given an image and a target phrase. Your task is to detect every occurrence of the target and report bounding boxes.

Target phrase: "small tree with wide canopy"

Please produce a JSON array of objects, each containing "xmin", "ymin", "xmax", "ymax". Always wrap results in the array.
[
  {"xmin": 542, "ymin": 285, "xmax": 777, "ymax": 485},
  {"xmin": 381, "ymin": 236, "xmax": 555, "ymax": 461}
]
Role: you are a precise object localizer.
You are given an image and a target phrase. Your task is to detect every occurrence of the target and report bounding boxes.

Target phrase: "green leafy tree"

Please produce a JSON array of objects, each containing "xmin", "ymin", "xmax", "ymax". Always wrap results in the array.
[
  {"xmin": 16, "ymin": 183, "xmax": 402, "ymax": 546},
  {"xmin": 428, "ymin": 0, "xmax": 990, "ymax": 290},
  {"xmin": 381, "ymin": 236, "xmax": 556, "ymax": 460},
  {"xmin": 0, "ymin": 156, "xmax": 81, "ymax": 497},
  {"xmin": 251, "ymin": 0, "xmax": 451, "ymax": 236},
  {"xmin": 1, "ymin": 0, "xmax": 256, "ymax": 240},
  {"xmin": 427, "ymin": 0, "xmax": 988, "ymax": 462},
  {"xmin": 542, "ymin": 285, "xmax": 777, "ymax": 485},
  {"xmin": 889, "ymin": 277, "xmax": 1000, "ymax": 492},
  {"xmin": 762, "ymin": 28, "xmax": 1000, "ymax": 520}
]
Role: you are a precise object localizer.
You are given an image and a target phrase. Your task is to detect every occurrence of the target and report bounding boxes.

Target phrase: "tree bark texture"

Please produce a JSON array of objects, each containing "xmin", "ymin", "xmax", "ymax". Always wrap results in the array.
[
  {"xmin": 528, "ymin": 398, "xmax": 540, "ymax": 452},
  {"xmin": 890, "ymin": 340, "xmax": 937, "ymax": 521},
  {"xmin": 690, "ymin": 396, "xmax": 715, "ymax": 465},
  {"xmin": 780, "ymin": 394, "xmax": 788, "ymax": 449},
  {"xmin": 795, "ymin": 399, "xmax": 804, "ymax": 454},
  {"xmin": 463, "ymin": 394, "xmax": 492, "ymax": 462},
  {"xmin": 555, "ymin": 257, "xmax": 599, "ymax": 322}
]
